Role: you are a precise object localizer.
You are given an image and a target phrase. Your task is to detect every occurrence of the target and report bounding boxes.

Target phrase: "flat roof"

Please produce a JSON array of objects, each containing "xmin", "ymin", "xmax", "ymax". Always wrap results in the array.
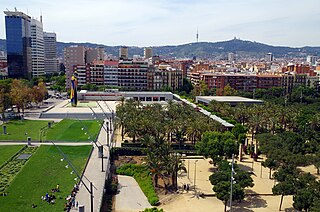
[
  {"xmin": 196, "ymin": 96, "xmax": 263, "ymax": 104},
  {"xmin": 173, "ymin": 94, "xmax": 234, "ymax": 128}
]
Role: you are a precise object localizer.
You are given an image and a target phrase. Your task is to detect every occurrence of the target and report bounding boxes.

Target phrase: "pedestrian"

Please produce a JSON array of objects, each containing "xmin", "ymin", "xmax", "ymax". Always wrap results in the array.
[
  {"xmin": 186, "ymin": 184, "xmax": 189, "ymax": 192},
  {"xmin": 183, "ymin": 183, "xmax": 186, "ymax": 191}
]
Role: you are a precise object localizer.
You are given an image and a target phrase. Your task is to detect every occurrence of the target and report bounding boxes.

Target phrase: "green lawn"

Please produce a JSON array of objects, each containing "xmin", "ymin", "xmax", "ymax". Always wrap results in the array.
[
  {"xmin": 46, "ymin": 119, "xmax": 102, "ymax": 142},
  {"xmin": 0, "ymin": 120, "xmax": 49, "ymax": 141},
  {"xmin": 0, "ymin": 145, "xmax": 24, "ymax": 167},
  {"xmin": 0, "ymin": 145, "xmax": 92, "ymax": 212}
]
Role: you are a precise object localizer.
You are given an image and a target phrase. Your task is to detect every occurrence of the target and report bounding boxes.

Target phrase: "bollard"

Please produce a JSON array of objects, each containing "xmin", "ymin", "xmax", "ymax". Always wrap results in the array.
[
  {"xmin": 27, "ymin": 137, "xmax": 31, "ymax": 146},
  {"xmin": 98, "ymin": 145, "xmax": 103, "ymax": 158}
]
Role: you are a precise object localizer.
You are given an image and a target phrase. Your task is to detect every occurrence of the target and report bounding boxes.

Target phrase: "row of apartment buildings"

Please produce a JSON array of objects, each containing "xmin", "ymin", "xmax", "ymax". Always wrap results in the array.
[
  {"xmin": 73, "ymin": 60, "xmax": 182, "ymax": 91},
  {"xmin": 188, "ymin": 63, "xmax": 320, "ymax": 94}
]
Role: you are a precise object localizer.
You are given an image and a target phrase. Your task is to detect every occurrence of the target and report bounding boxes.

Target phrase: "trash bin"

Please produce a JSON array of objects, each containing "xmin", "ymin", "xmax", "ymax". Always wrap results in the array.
[
  {"xmin": 27, "ymin": 137, "xmax": 31, "ymax": 146},
  {"xmin": 98, "ymin": 145, "xmax": 103, "ymax": 158},
  {"xmin": 78, "ymin": 205, "xmax": 84, "ymax": 212}
]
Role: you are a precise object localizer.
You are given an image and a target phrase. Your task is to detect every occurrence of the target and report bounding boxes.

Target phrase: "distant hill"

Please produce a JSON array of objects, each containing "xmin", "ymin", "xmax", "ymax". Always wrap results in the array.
[{"xmin": 1, "ymin": 38, "xmax": 320, "ymax": 59}]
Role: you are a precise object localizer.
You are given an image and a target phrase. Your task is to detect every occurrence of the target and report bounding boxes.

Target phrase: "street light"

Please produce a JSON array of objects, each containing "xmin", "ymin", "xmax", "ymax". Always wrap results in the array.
[
  {"xmin": 230, "ymin": 154, "xmax": 235, "ymax": 212},
  {"xmin": 194, "ymin": 160, "xmax": 198, "ymax": 191},
  {"xmin": 52, "ymin": 141, "xmax": 94, "ymax": 212}
]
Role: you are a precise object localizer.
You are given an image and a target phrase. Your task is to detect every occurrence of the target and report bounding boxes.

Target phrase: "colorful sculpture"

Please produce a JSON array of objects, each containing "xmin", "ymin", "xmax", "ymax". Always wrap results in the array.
[{"xmin": 70, "ymin": 74, "xmax": 78, "ymax": 107}]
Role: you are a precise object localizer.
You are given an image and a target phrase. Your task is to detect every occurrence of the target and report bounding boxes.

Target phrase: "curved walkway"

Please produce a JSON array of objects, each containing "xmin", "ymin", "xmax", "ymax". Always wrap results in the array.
[{"xmin": 115, "ymin": 175, "xmax": 151, "ymax": 212}]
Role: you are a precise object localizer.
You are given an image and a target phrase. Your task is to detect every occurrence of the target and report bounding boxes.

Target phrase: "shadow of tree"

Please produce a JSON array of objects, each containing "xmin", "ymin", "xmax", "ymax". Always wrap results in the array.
[
  {"xmin": 237, "ymin": 163, "xmax": 254, "ymax": 172},
  {"xmin": 232, "ymin": 189, "xmax": 268, "ymax": 211}
]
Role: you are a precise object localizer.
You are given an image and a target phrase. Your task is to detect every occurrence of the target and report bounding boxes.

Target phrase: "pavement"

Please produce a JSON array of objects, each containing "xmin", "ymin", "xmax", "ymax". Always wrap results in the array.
[
  {"xmin": 71, "ymin": 121, "xmax": 112, "ymax": 212},
  {"xmin": 115, "ymin": 175, "xmax": 151, "ymax": 212}
]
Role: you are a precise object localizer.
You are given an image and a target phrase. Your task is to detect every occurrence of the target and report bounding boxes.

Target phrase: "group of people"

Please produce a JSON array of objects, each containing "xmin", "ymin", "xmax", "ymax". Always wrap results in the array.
[
  {"xmin": 41, "ymin": 192, "xmax": 56, "ymax": 204},
  {"xmin": 40, "ymin": 184, "xmax": 59, "ymax": 205},
  {"xmin": 64, "ymin": 184, "xmax": 79, "ymax": 211},
  {"xmin": 183, "ymin": 183, "xmax": 190, "ymax": 192}
]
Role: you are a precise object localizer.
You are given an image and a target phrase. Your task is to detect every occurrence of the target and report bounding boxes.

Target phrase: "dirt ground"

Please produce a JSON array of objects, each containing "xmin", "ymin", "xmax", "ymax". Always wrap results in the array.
[{"xmin": 113, "ymin": 131, "xmax": 319, "ymax": 211}]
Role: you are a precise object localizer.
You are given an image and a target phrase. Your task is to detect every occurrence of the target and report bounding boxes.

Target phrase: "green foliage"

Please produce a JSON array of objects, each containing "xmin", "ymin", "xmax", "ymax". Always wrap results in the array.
[
  {"xmin": 46, "ymin": 119, "xmax": 102, "ymax": 142},
  {"xmin": 116, "ymin": 164, "xmax": 159, "ymax": 206},
  {"xmin": 142, "ymin": 208, "xmax": 164, "ymax": 212},
  {"xmin": 179, "ymin": 78, "xmax": 193, "ymax": 94},
  {"xmin": 209, "ymin": 159, "xmax": 254, "ymax": 209},
  {"xmin": 196, "ymin": 131, "xmax": 237, "ymax": 164},
  {"xmin": 49, "ymin": 75, "xmax": 66, "ymax": 92},
  {"xmin": 0, "ymin": 145, "xmax": 92, "ymax": 212}
]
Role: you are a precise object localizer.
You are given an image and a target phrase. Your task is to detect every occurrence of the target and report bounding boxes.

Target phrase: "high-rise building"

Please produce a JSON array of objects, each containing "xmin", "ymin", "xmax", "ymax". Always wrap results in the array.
[
  {"xmin": 85, "ymin": 48, "xmax": 99, "ymax": 64},
  {"xmin": 4, "ymin": 10, "xmax": 32, "ymax": 79},
  {"xmin": 98, "ymin": 46, "xmax": 105, "ymax": 61},
  {"xmin": 119, "ymin": 47, "xmax": 128, "ymax": 59},
  {"xmin": 144, "ymin": 47, "xmax": 153, "ymax": 59},
  {"xmin": 307, "ymin": 55, "xmax": 317, "ymax": 66},
  {"xmin": 44, "ymin": 32, "xmax": 58, "ymax": 74},
  {"xmin": 228, "ymin": 52, "xmax": 235, "ymax": 62},
  {"xmin": 30, "ymin": 18, "xmax": 45, "ymax": 77},
  {"xmin": 64, "ymin": 46, "xmax": 85, "ymax": 88},
  {"xmin": 266, "ymin": 53, "xmax": 274, "ymax": 62}
]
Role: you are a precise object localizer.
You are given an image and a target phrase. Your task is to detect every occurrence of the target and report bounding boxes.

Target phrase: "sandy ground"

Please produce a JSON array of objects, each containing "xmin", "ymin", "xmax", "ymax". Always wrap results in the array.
[
  {"xmin": 159, "ymin": 156, "xmax": 298, "ymax": 212},
  {"xmin": 113, "ymin": 132, "xmax": 314, "ymax": 211}
]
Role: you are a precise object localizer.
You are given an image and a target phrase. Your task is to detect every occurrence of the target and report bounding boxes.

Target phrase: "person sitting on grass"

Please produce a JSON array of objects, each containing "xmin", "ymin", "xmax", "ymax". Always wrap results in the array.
[{"xmin": 31, "ymin": 203, "xmax": 37, "ymax": 208}]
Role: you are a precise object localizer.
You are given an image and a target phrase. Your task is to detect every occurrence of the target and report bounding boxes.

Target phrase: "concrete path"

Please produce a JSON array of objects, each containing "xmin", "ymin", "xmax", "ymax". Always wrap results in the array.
[
  {"xmin": 72, "ymin": 121, "xmax": 111, "ymax": 212},
  {"xmin": 115, "ymin": 175, "xmax": 151, "ymax": 212}
]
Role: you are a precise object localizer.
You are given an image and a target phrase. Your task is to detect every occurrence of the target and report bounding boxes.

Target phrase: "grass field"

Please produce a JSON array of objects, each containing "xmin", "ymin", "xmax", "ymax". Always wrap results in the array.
[
  {"xmin": 0, "ymin": 145, "xmax": 24, "ymax": 167},
  {"xmin": 0, "ymin": 119, "xmax": 102, "ymax": 142},
  {"xmin": 46, "ymin": 119, "xmax": 102, "ymax": 142},
  {"xmin": 0, "ymin": 145, "xmax": 92, "ymax": 212},
  {"xmin": 0, "ymin": 120, "xmax": 49, "ymax": 141}
]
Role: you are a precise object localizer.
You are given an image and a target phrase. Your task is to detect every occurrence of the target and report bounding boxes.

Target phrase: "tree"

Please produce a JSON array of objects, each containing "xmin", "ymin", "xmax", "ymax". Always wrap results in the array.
[
  {"xmin": 10, "ymin": 79, "xmax": 32, "ymax": 114},
  {"xmin": 210, "ymin": 160, "xmax": 254, "ymax": 212},
  {"xmin": 0, "ymin": 79, "xmax": 12, "ymax": 120},
  {"xmin": 223, "ymin": 84, "xmax": 238, "ymax": 96},
  {"xmin": 272, "ymin": 165, "xmax": 299, "ymax": 211},
  {"xmin": 179, "ymin": 78, "xmax": 193, "ymax": 94},
  {"xmin": 196, "ymin": 131, "xmax": 237, "ymax": 165},
  {"xmin": 262, "ymin": 158, "xmax": 278, "ymax": 179}
]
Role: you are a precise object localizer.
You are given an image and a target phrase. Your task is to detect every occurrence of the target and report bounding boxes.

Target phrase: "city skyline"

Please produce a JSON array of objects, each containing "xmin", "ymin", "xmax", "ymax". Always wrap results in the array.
[{"xmin": 0, "ymin": 0, "xmax": 320, "ymax": 47}]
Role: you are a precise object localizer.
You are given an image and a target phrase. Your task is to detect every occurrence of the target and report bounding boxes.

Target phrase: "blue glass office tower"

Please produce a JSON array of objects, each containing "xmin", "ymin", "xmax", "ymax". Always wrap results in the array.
[{"xmin": 4, "ymin": 11, "xmax": 32, "ymax": 79}]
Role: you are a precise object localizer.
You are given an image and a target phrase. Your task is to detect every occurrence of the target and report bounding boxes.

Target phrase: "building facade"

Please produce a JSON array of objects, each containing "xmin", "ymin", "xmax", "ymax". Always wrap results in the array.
[
  {"xmin": 4, "ymin": 11, "xmax": 32, "ymax": 79},
  {"xmin": 30, "ymin": 18, "xmax": 45, "ymax": 77},
  {"xmin": 64, "ymin": 46, "xmax": 86, "ymax": 88},
  {"xmin": 118, "ymin": 60, "xmax": 149, "ymax": 90},
  {"xmin": 44, "ymin": 32, "xmax": 58, "ymax": 74}
]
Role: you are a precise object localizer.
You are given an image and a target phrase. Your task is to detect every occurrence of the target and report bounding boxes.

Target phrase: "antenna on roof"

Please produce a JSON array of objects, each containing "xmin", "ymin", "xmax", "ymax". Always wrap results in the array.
[{"xmin": 40, "ymin": 9, "xmax": 42, "ymax": 23}]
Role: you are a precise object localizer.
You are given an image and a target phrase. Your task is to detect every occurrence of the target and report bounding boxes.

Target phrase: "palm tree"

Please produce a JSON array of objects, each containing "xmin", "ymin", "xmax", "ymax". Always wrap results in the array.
[
  {"xmin": 167, "ymin": 153, "xmax": 186, "ymax": 190},
  {"xmin": 115, "ymin": 97, "xmax": 126, "ymax": 141}
]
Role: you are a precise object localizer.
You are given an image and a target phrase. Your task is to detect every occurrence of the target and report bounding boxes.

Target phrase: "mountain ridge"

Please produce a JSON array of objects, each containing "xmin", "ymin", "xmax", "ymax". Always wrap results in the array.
[{"xmin": 1, "ymin": 38, "xmax": 319, "ymax": 59}]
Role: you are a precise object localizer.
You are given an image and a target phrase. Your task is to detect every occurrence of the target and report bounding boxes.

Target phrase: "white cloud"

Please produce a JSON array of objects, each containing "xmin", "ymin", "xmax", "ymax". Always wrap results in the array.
[{"xmin": 0, "ymin": 0, "xmax": 319, "ymax": 47}]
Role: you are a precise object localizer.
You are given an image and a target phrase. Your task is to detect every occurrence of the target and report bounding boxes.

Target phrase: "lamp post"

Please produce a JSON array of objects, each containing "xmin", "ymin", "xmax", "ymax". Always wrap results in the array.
[
  {"xmin": 52, "ymin": 141, "xmax": 94, "ymax": 212},
  {"xmin": 188, "ymin": 159, "xmax": 190, "ymax": 179},
  {"xmin": 194, "ymin": 160, "xmax": 198, "ymax": 191},
  {"xmin": 230, "ymin": 154, "xmax": 235, "ymax": 212}
]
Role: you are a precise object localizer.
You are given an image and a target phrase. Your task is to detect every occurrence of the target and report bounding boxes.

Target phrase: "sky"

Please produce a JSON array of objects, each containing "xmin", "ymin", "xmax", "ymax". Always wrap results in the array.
[{"xmin": 0, "ymin": 0, "xmax": 320, "ymax": 47}]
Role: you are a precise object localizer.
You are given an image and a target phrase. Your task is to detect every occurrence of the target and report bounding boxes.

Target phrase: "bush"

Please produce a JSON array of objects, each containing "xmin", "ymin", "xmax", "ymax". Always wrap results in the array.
[{"xmin": 116, "ymin": 164, "xmax": 159, "ymax": 206}]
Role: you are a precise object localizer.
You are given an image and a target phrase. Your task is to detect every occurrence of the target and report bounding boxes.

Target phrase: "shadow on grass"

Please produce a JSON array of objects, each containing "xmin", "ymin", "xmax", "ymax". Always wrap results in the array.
[{"xmin": 232, "ymin": 190, "xmax": 267, "ymax": 212}]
